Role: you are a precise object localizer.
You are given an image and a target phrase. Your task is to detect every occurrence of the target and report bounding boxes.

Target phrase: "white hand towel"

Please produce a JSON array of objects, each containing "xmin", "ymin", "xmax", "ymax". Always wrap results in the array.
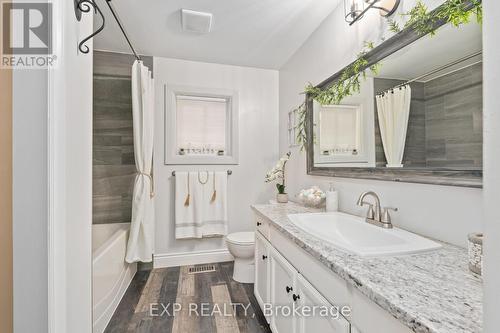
[
  {"xmin": 175, "ymin": 171, "xmax": 228, "ymax": 239},
  {"xmin": 201, "ymin": 171, "xmax": 228, "ymax": 237}
]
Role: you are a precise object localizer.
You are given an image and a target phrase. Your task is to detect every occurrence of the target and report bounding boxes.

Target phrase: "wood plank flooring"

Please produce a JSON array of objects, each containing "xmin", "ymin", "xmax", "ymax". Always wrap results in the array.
[{"xmin": 104, "ymin": 262, "xmax": 271, "ymax": 333}]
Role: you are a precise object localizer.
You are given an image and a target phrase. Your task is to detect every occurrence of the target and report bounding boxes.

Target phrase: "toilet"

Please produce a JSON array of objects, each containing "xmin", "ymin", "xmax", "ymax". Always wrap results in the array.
[{"xmin": 225, "ymin": 232, "xmax": 255, "ymax": 283}]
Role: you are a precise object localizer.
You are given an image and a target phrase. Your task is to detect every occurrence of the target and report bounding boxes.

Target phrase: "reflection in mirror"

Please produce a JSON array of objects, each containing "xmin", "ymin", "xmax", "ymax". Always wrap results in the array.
[
  {"xmin": 313, "ymin": 20, "xmax": 482, "ymax": 173},
  {"xmin": 319, "ymin": 105, "xmax": 360, "ymax": 155},
  {"xmin": 314, "ymin": 78, "xmax": 376, "ymax": 167}
]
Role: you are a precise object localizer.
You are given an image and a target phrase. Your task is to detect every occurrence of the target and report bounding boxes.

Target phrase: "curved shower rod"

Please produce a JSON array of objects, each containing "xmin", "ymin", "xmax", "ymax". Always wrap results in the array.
[
  {"xmin": 77, "ymin": 0, "xmax": 105, "ymax": 54},
  {"xmin": 75, "ymin": 0, "xmax": 141, "ymax": 61}
]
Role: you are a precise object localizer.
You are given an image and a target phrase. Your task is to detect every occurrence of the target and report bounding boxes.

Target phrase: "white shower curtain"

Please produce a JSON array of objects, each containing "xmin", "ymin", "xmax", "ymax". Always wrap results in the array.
[
  {"xmin": 126, "ymin": 61, "xmax": 155, "ymax": 263},
  {"xmin": 375, "ymin": 85, "xmax": 412, "ymax": 168}
]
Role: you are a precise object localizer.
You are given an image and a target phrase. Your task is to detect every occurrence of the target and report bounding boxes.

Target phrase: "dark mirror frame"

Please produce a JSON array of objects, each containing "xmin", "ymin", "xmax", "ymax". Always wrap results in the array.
[{"xmin": 305, "ymin": 1, "xmax": 482, "ymax": 188}]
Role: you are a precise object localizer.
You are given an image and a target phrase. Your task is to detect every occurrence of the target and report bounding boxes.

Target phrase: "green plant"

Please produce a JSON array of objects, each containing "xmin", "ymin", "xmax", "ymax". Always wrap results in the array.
[
  {"xmin": 390, "ymin": 0, "xmax": 482, "ymax": 35},
  {"xmin": 294, "ymin": 102, "xmax": 307, "ymax": 151},
  {"xmin": 293, "ymin": 42, "xmax": 379, "ymax": 151},
  {"xmin": 387, "ymin": 19, "xmax": 401, "ymax": 34},
  {"xmin": 293, "ymin": 0, "xmax": 482, "ymax": 152},
  {"xmin": 304, "ymin": 42, "xmax": 379, "ymax": 106},
  {"xmin": 265, "ymin": 152, "xmax": 291, "ymax": 194}
]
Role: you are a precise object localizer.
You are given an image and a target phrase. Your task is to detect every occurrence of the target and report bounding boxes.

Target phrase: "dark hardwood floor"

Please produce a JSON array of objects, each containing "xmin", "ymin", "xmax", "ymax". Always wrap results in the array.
[{"xmin": 104, "ymin": 262, "xmax": 271, "ymax": 333}]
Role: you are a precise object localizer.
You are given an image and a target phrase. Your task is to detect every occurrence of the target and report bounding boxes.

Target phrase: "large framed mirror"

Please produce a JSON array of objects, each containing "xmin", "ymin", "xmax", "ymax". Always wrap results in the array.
[{"xmin": 306, "ymin": 2, "xmax": 482, "ymax": 187}]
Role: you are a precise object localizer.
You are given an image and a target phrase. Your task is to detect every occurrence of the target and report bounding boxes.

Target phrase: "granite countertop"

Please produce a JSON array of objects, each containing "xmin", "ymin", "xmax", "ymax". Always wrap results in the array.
[{"xmin": 251, "ymin": 202, "xmax": 483, "ymax": 333}]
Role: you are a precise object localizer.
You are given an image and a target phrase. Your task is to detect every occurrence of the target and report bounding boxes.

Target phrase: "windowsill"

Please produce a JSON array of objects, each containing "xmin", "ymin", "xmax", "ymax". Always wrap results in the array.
[{"xmin": 164, "ymin": 154, "xmax": 239, "ymax": 165}]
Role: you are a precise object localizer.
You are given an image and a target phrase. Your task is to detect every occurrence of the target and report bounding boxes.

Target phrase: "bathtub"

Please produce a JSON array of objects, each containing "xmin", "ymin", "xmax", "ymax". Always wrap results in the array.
[{"xmin": 92, "ymin": 223, "xmax": 137, "ymax": 333}]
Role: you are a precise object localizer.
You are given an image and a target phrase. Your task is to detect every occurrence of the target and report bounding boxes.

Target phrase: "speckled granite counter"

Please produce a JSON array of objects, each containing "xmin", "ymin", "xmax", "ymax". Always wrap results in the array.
[{"xmin": 251, "ymin": 202, "xmax": 483, "ymax": 333}]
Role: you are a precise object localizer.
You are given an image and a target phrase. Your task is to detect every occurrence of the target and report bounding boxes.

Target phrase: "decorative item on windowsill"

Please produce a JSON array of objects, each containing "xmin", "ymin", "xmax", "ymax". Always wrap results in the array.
[
  {"xmin": 468, "ymin": 233, "xmax": 483, "ymax": 276},
  {"xmin": 297, "ymin": 186, "xmax": 326, "ymax": 208},
  {"xmin": 265, "ymin": 152, "xmax": 291, "ymax": 203}
]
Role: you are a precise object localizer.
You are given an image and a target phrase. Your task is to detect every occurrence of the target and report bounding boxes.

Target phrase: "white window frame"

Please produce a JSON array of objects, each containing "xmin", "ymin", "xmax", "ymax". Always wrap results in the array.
[
  {"xmin": 164, "ymin": 84, "xmax": 239, "ymax": 165},
  {"xmin": 314, "ymin": 103, "xmax": 368, "ymax": 164},
  {"xmin": 288, "ymin": 108, "xmax": 298, "ymax": 147},
  {"xmin": 313, "ymin": 77, "xmax": 376, "ymax": 168}
]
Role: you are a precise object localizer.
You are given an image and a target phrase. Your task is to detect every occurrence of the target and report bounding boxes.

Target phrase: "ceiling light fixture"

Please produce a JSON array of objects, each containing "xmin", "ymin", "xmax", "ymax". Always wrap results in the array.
[{"xmin": 344, "ymin": 0, "xmax": 400, "ymax": 25}]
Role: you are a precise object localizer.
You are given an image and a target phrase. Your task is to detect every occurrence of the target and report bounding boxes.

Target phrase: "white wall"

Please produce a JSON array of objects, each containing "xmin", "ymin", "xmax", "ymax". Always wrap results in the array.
[
  {"xmin": 49, "ymin": 2, "xmax": 94, "ymax": 332},
  {"xmin": 482, "ymin": 0, "xmax": 500, "ymax": 331},
  {"xmin": 12, "ymin": 1, "xmax": 93, "ymax": 332},
  {"xmin": 153, "ymin": 58, "xmax": 279, "ymax": 260},
  {"xmin": 279, "ymin": 0, "xmax": 482, "ymax": 248}
]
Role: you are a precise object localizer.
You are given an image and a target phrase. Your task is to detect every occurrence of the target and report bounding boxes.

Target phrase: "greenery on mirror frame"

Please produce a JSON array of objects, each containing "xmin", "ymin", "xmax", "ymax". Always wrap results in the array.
[
  {"xmin": 293, "ymin": 42, "xmax": 380, "ymax": 151},
  {"xmin": 304, "ymin": 41, "xmax": 380, "ymax": 105},
  {"xmin": 388, "ymin": 0, "xmax": 482, "ymax": 35},
  {"xmin": 294, "ymin": 102, "xmax": 307, "ymax": 151},
  {"xmin": 293, "ymin": 0, "xmax": 482, "ymax": 152}
]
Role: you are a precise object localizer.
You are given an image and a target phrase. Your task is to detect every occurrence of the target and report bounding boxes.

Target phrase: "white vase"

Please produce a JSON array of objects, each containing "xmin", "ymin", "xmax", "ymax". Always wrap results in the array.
[{"xmin": 276, "ymin": 193, "xmax": 288, "ymax": 203}]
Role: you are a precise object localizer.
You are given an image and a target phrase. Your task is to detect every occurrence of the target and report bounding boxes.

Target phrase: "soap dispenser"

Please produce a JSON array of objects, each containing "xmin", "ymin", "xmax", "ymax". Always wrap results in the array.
[{"xmin": 326, "ymin": 183, "xmax": 339, "ymax": 212}]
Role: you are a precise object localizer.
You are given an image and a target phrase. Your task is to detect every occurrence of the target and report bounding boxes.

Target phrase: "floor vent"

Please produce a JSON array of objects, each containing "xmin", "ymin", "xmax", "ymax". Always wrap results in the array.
[{"xmin": 188, "ymin": 264, "xmax": 216, "ymax": 274}]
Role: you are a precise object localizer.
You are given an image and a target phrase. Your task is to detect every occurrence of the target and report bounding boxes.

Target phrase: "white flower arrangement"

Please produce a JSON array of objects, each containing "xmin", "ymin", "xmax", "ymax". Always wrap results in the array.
[
  {"xmin": 265, "ymin": 152, "xmax": 291, "ymax": 194},
  {"xmin": 297, "ymin": 186, "xmax": 326, "ymax": 207}
]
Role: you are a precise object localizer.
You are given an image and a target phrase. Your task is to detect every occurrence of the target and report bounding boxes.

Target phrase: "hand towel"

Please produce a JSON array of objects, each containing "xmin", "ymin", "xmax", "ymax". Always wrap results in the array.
[{"xmin": 175, "ymin": 171, "xmax": 228, "ymax": 239}]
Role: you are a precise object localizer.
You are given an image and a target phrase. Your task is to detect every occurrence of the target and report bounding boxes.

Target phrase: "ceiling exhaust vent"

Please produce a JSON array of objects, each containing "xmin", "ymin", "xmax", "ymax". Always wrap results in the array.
[{"xmin": 181, "ymin": 9, "xmax": 213, "ymax": 34}]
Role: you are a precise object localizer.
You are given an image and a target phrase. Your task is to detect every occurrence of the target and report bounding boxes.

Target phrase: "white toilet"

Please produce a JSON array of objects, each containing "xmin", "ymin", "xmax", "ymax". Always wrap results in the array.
[{"xmin": 225, "ymin": 232, "xmax": 255, "ymax": 283}]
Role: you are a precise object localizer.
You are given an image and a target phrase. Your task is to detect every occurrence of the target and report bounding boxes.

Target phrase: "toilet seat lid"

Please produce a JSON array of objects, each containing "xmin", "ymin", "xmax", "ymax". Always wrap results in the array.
[{"xmin": 226, "ymin": 232, "xmax": 255, "ymax": 245}]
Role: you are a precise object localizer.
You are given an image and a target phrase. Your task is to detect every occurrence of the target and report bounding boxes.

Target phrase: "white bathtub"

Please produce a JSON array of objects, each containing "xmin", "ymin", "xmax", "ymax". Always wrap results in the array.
[{"xmin": 92, "ymin": 223, "xmax": 137, "ymax": 333}]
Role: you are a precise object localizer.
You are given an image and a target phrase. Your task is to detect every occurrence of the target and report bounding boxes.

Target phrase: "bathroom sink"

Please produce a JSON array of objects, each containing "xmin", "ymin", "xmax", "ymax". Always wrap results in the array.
[{"xmin": 287, "ymin": 212, "xmax": 441, "ymax": 257}]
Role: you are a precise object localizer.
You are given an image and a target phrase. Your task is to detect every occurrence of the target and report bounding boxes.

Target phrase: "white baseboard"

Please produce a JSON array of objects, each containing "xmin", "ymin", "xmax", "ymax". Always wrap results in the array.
[{"xmin": 154, "ymin": 248, "xmax": 234, "ymax": 268}]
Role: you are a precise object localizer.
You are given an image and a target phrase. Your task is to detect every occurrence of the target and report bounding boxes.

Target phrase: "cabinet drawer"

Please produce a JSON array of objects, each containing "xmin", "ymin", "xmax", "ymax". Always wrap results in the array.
[{"xmin": 255, "ymin": 217, "xmax": 270, "ymax": 239}]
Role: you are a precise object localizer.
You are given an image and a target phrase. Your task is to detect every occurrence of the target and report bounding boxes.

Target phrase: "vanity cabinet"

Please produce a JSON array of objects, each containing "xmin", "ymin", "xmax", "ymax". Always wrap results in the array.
[
  {"xmin": 255, "ymin": 222, "xmax": 350, "ymax": 333},
  {"xmin": 254, "ymin": 213, "xmax": 413, "ymax": 333}
]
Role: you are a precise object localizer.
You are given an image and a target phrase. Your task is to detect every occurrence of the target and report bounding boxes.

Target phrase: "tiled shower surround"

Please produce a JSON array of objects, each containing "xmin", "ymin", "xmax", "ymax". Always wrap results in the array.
[
  {"xmin": 374, "ymin": 62, "xmax": 482, "ymax": 169},
  {"xmin": 92, "ymin": 51, "xmax": 153, "ymax": 224}
]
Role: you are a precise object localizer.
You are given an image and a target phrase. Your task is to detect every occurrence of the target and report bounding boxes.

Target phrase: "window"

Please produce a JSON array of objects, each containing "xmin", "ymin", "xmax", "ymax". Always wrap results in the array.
[
  {"xmin": 287, "ymin": 109, "xmax": 298, "ymax": 147},
  {"xmin": 176, "ymin": 95, "xmax": 227, "ymax": 154},
  {"xmin": 319, "ymin": 105, "xmax": 361, "ymax": 155},
  {"xmin": 165, "ymin": 85, "xmax": 239, "ymax": 165},
  {"xmin": 313, "ymin": 101, "xmax": 375, "ymax": 167},
  {"xmin": 312, "ymin": 77, "xmax": 376, "ymax": 167}
]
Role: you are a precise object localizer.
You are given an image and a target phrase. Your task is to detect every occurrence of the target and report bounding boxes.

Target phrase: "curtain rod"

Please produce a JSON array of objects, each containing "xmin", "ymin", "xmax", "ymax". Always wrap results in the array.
[
  {"xmin": 378, "ymin": 51, "xmax": 482, "ymax": 96},
  {"xmin": 404, "ymin": 51, "xmax": 482, "ymax": 86},
  {"xmin": 104, "ymin": 0, "xmax": 141, "ymax": 61},
  {"xmin": 172, "ymin": 170, "xmax": 233, "ymax": 176}
]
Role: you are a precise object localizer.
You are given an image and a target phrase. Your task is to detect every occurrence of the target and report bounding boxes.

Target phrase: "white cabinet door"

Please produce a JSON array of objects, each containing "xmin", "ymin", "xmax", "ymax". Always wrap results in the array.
[
  {"xmin": 255, "ymin": 232, "xmax": 270, "ymax": 314},
  {"xmin": 296, "ymin": 274, "xmax": 350, "ymax": 333},
  {"xmin": 270, "ymin": 248, "xmax": 297, "ymax": 333}
]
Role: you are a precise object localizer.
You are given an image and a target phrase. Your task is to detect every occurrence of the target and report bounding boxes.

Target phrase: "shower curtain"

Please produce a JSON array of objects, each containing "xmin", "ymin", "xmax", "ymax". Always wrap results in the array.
[
  {"xmin": 375, "ymin": 85, "xmax": 412, "ymax": 168},
  {"xmin": 126, "ymin": 61, "xmax": 155, "ymax": 263}
]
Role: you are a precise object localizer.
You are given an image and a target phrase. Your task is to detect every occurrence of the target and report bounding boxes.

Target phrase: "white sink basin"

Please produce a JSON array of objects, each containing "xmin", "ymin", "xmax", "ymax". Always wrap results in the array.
[{"xmin": 287, "ymin": 212, "xmax": 441, "ymax": 257}]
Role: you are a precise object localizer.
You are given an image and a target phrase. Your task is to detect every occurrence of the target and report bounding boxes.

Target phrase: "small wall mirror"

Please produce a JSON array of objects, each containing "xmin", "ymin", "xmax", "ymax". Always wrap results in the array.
[{"xmin": 307, "ymin": 5, "xmax": 482, "ymax": 187}]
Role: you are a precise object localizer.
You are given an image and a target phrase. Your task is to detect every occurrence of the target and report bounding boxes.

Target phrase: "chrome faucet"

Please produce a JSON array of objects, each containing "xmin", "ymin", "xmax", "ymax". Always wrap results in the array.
[{"xmin": 356, "ymin": 191, "xmax": 397, "ymax": 229}]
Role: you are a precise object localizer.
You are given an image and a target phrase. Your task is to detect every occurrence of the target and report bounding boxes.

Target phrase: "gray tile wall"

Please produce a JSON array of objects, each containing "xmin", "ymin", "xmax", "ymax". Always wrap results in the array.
[
  {"xmin": 424, "ymin": 62, "xmax": 483, "ymax": 168},
  {"xmin": 93, "ymin": 51, "xmax": 153, "ymax": 224},
  {"xmin": 373, "ymin": 62, "xmax": 482, "ymax": 169}
]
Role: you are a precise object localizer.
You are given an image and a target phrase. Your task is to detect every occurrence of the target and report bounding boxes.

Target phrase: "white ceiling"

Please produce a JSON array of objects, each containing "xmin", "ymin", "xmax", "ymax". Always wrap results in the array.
[{"xmin": 94, "ymin": 0, "xmax": 340, "ymax": 69}]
